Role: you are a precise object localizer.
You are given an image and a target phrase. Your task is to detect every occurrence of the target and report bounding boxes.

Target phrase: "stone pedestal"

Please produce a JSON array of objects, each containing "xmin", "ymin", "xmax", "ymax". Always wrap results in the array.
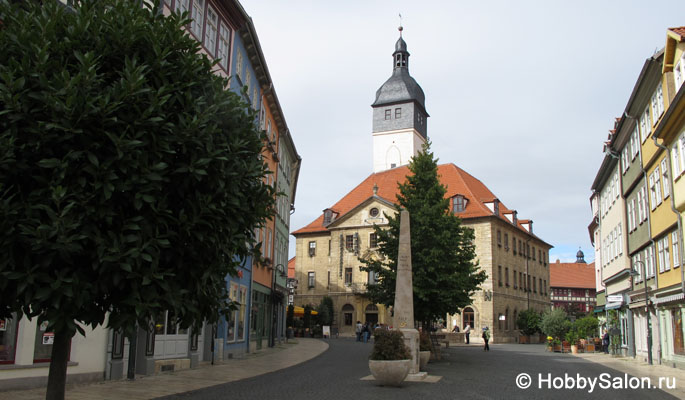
[{"xmin": 400, "ymin": 328, "xmax": 420, "ymax": 374}]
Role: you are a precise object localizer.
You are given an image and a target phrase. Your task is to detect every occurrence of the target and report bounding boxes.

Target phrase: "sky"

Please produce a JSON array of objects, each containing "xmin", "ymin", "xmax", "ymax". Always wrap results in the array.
[{"xmin": 239, "ymin": 0, "xmax": 685, "ymax": 264}]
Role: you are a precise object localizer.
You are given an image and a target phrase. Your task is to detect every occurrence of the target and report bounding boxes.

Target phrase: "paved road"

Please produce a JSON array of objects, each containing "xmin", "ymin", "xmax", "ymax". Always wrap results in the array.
[{"xmin": 156, "ymin": 339, "xmax": 679, "ymax": 400}]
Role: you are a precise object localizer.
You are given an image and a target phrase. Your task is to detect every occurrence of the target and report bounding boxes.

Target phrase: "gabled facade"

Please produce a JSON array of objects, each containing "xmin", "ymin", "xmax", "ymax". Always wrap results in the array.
[
  {"xmin": 653, "ymin": 26, "xmax": 685, "ymax": 368},
  {"xmin": 293, "ymin": 30, "xmax": 551, "ymax": 343}
]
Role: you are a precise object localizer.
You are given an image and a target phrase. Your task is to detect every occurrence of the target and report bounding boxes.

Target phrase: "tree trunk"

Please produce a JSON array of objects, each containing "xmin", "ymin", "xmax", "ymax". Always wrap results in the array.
[
  {"xmin": 45, "ymin": 330, "xmax": 73, "ymax": 400},
  {"xmin": 127, "ymin": 331, "xmax": 137, "ymax": 380}
]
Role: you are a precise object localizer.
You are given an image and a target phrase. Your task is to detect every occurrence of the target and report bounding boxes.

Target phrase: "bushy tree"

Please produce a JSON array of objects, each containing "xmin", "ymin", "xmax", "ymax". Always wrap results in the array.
[
  {"xmin": 0, "ymin": 1, "xmax": 273, "ymax": 398},
  {"xmin": 360, "ymin": 142, "xmax": 486, "ymax": 328},
  {"xmin": 540, "ymin": 308, "xmax": 572, "ymax": 340},
  {"xmin": 574, "ymin": 315, "xmax": 599, "ymax": 339},
  {"xmin": 316, "ymin": 296, "xmax": 334, "ymax": 326},
  {"xmin": 516, "ymin": 309, "xmax": 541, "ymax": 336}
]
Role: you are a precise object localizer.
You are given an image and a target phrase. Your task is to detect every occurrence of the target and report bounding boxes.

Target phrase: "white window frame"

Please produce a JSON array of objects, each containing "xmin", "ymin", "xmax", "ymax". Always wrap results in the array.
[
  {"xmin": 664, "ymin": 236, "xmax": 671, "ymax": 272},
  {"xmin": 654, "ymin": 166, "xmax": 662, "ymax": 206},
  {"xmin": 191, "ymin": 0, "xmax": 205, "ymax": 39},
  {"xmin": 662, "ymin": 159, "xmax": 670, "ymax": 199},
  {"xmin": 218, "ymin": 23, "xmax": 231, "ymax": 70},
  {"xmin": 631, "ymin": 126, "xmax": 640, "ymax": 160},
  {"xmin": 204, "ymin": 5, "xmax": 218, "ymax": 56},
  {"xmin": 622, "ymin": 146, "xmax": 630, "ymax": 174},
  {"xmin": 673, "ymin": 231, "xmax": 680, "ymax": 268},
  {"xmin": 647, "ymin": 246, "xmax": 655, "ymax": 277},
  {"xmin": 617, "ymin": 223, "xmax": 623, "ymax": 256},
  {"xmin": 658, "ymin": 238, "xmax": 665, "ymax": 273},
  {"xmin": 676, "ymin": 59, "xmax": 684, "ymax": 92},
  {"xmin": 640, "ymin": 107, "xmax": 650, "ymax": 143},
  {"xmin": 175, "ymin": 0, "xmax": 189, "ymax": 14}
]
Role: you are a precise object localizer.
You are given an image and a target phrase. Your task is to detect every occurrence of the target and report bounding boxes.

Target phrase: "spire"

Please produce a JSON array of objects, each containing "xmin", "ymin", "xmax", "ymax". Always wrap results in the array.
[
  {"xmin": 394, "ymin": 24, "xmax": 409, "ymax": 70},
  {"xmin": 576, "ymin": 247, "xmax": 586, "ymax": 263}
]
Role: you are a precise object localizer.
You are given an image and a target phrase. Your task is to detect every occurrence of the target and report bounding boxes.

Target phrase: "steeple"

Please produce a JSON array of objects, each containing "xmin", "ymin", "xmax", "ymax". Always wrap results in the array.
[
  {"xmin": 576, "ymin": 248, "xmax": 586, "ymax": 263},
  {"xmin": 371, "ymin": 26, "xmax": 429, "ymax": 173}
]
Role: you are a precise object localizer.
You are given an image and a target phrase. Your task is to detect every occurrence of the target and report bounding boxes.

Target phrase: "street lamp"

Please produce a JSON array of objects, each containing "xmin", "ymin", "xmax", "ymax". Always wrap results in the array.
[
  {"xmin": 270, "ymin": 263, "xmax": 286, "ymax": 347},
  {"xmin": 630, "ymin": 260, "xmax": 652, "ymax": 365}
]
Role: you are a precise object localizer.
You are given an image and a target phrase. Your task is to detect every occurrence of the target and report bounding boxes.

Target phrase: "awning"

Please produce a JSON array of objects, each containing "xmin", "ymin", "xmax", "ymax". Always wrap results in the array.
[
  {"xmin": 292, "ymin": 306, "xmax": 318, "ymax": 317},
  {"xmin": 653, "ymin": 293, "xmax": 685, "ymax": 305},
  {"xmin": 593, "ymin": 305, "xmax": 605, "ymax": 313},
  {"xmin": 605, "ymin": 301, "xmax": 623, "ymax": 310}
]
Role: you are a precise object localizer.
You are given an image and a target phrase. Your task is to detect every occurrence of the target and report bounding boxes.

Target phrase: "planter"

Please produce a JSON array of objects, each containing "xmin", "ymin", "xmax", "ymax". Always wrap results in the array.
[
  {"xmin": 369, "ymin": 359, "xmax": 411, "ymax": 387},
  {"xmin": 419, "ymin": 351, "xmax": 430, "ymax": 370},
  {"xmin": 585, "ymin": 343, "xmax": 595, "ymax": 352},
  {"xmin": 571, "ymin": 345, "xmax": 578, "ymax": 354},
  {"xmin": 553, "ymin": 344, "xmax": 562, "ymax": 352}
]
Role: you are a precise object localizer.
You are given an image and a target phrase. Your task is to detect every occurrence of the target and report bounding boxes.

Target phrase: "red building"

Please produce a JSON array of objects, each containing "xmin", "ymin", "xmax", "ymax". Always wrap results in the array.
[{"xmin": 550, "ymin": 251, "xmax": 597, "ymax": 314}]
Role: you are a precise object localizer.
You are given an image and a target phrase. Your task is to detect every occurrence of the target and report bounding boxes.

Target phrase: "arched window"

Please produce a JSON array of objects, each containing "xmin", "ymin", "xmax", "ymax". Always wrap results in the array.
[
  {"xmin": 342, "ymin": 304, "xmax": 354, "ymax": 326},
  {"xmin": 463, "ymin": 307, "xmax": 474, "ymax": 330}
]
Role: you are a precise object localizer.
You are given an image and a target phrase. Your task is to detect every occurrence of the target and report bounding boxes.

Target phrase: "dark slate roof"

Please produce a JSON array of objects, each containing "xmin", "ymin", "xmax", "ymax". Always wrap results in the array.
[{"xmin": 372, "ymin": 36, "xmax": 426, "ymax": 109}]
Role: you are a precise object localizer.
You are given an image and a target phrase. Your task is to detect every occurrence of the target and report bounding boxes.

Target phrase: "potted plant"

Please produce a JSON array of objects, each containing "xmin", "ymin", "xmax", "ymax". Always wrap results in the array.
[
  {"xmin": 566, "ymin": 328, "xmax": 580, "ymax": 354},
  {"xmin": 546, "ymin": 336, "xmax": 554, "ymax": 351},
  {"xmin": 419, "ymin": 331, "xmax": 431, "ymax": 369},
  {"xmin": 516, "ymin": 309, "xmax": 541, "ymax": 343},
  {"xmin": 553, "ymin": 338, "xmax": 562, "ymax": 352},
  {"xmin": 369, "ymin": 329, "xmax": 412, "ymax": 387}
]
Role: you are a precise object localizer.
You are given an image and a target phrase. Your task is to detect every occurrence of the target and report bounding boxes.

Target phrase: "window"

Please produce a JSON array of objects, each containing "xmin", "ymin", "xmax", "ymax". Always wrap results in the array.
[
  {"xmin": 323, "ymin": 209, "xmax": 333, "ymax": 225},
  {"xmin": 673, "ymin": 137, "xmax": 684, "ymax": 177},
  {"xmin": 345, "ymin": 235, "xmax": 354, "ymax": 251},
  {"xmin": 369, "ymin": 233, "xmax": 378, "ymax": 249},
  {"xmin": 204, "ymin": 6, "xmax": 218, "ymax": 55},
  {"xmin": 649, "ymin": 173, "xmax": 657, "ymax": 210},
  {"xmin": 538, "ymin": 249, "xmax": 542, "ymax": 264},
  {"xmin": 527, "ymin": 275, "xmax": 531, "ymax": 292},
  {"xmin": 0, "ymin": 315, "xmax": 18, "ymax": 364},
  {"xmin": 218, "ymin": 23, "xmax": 231, "ymax": 69},
  {"xmin": 631, "ymin": 126, "xmax": 640, "ymax": 160},
  {"xmin": 519, "ymin": 240, "xmax": 523, "ymax": 257},
  {"xmin": 226, "ymin": 283, "xmax": 238, "ymax": 342},
  {"xmin": 505, "ymin": 267, "xmax": 509, "ymax": 287},
  {"xmin": 309, "ymin": 241, "xmax": 316, "ymax": 257},
  {"xmin": 328, "ymin": 240, "xmax": 331, "ymax": 256},
  {"xmin": 543, "ymin": 280, "xmax": 547, "ymax": 295},
  {"xmin": 385, "ymin": 109, "xmax": 391, "ymax": 120},
  {"xmin": 345, "ymin": 268, "xmax": 352, "ymax": 285},
  {"xmin": 659, "ymin": 236, "xmax": 671, "ymax": 273},
  {"xmin": 343, "ymin": 304, "xmax": 354, "ymax": 326},
  {"xmin": 395, "ymin": 108, "xmax": 401, "ymax": 119},
  {"xmin": 519, "ymin": 272, "xmax": 523, "ymax": 290},
  {"xmin": 662, "ymin": 159, "xmax": 670, "ymax": 199},
  {"xmin": 539, "ymin": 278, "xmax": 542, "ymax": 295},
  {"xmin": 308, "ymin": 272, "xmax": 315, "ymax": 289},
  {"xmin": 674, "ymin": 231, "xmax": 680, "ymax": 268},
  {"xmin": 504, "ymin": 233, "xmax": 509, "ymax": 250},
  {"xmin": 532, "ymin": 246, "xmax": 536, "ymax": 260},
  {"xmin": 533, "ymin": 277, "xmax": 536, "ymax": 293},
  {"xmin": 497, "ymin": 230, "xmax": 501, "ymax": 247},
  {"xmin": 453, "ymin": 195, "xmax": 466, "ymax": 213},
  {"xmin": 498, "ymin": 265, "xmax": 502, "ymax": 287},
  {"xmin": 651, "ymin": 83, "xmax": 664, "ymax": 123},
  {"xmin": 191, "ymin": 0, "xmax": 205, "ymax": 38},
  {"xmin": 677, "ymin": 59, "xmax": 684, "ymax": 92},
  {"xmin": 646, "ymin": 246, "xmax": 655, "ymax": 277},
  {"xmin": 34, "ymin": 320, "xmax": 56, "ymax": 362},
  {"xmin": 513, "ymin": 238, "xmax": 517, "ymax": 255},
  {"xmin": 175, "ymin": 0, "xmax": 189, "ymax": 15},
  {"xmin": 640, "ymin": 106, "xmax": 650, "ymax": 143},
  {"xmin": 627, "ymin": 199, "xmax": 635, "ymax": 232},
  {"xmin": 369, "ymin": 207, "xmax": 379, "ymax": 217},
  {"xmin": 513, "ymin": 269, "xmax": 517, "ymax": 288},
  {"xmin": 655, "ymin": 167, "xmax": 662, "ymax": 206},
  {"xmin": 368, "ymin": 271, "xmax": 378, "ymax": 285},
  {"xmin": 621, "ymin": 145, "xmax": 630, "ymax": 174}
]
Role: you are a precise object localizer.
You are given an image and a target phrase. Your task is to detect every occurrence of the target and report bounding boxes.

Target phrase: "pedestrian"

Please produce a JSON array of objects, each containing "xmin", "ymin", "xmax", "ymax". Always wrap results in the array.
[
  {"xmin": 602, "ymin": 328, "xmax": 610, "ymax": 354},
  {"xmin": 452, "ymin": 324, "xmax": 460, "ymax": 333},
  {"xmin": 482, "ymin": 326, "xmax": 490, "ymax": 351},
  {"xmin": 362, "ymin": 322, "xmax": 370, "ymax": 343},
  {"xmin": 464, "ymin": 323, "xmax": 471, "ymax": 344},
  {"xmin": 355, "ymin": 321, "xmax": 362, "ymax": 342}
]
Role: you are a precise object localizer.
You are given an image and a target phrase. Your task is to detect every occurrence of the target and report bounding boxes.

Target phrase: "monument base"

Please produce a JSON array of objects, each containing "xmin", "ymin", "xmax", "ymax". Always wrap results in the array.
[{"xmin": 400, "ymin": 328, "xmax": 420, "ymax": 374}]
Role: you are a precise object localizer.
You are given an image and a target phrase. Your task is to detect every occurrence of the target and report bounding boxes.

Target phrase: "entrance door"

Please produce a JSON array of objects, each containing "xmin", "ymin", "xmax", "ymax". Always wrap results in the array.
[
  {"xmin": 463, "ymin": 307, "xmax": 475, "ymax": 330},
  {"xmin": 673, "ymin": 309, "xmax": 685, "ymax": 355},
  {"xmin": 365, "ymin": 304, "xmax": 379, "ymax": 325},
  {"xmin": 154, "ymin": 311, "xmax": 189, "ymax": 359}
]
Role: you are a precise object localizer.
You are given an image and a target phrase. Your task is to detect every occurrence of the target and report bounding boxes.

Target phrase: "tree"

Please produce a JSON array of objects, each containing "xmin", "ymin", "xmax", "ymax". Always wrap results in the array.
[
  {"xmin": 0, "ymin": 1, "xmax": 273, "ymax": 399},
  {"xmin": 360, "ymin": 142, "xmax": 486, "ymax": 328},
  {"xmin": 316, "ymin": 296, "xmax": 334, "ymax": 326},
  {"xmin": 516, "ymin": 309, "xmax": 541, "ymax": 336},
  {"xmin": 540, "ymin": 309, "xmax": 572, "ymax": 340}
]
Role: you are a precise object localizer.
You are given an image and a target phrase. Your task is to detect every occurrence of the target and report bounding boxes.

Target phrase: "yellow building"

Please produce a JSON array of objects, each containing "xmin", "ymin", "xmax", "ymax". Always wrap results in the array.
[{"xmin": 653, "ymin": 26, "xmax": 685, "ymax": 367}]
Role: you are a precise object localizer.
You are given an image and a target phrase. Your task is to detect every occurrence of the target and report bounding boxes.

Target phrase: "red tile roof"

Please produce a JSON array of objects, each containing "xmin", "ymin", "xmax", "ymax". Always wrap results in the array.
[
  {"xmin": 287, "ymin": 256, "xmax": 296, "ymax": 279},
  {"xmin": 292, "ymin": 163, "xmax": 547, "ymax": 244},
  {"xmin": 669, "ymin": 27, "xmax": 685, "ymax": 39},
  {"xmin": 550, "ymin": 261, "xmax": 596, "ymax": 289}
]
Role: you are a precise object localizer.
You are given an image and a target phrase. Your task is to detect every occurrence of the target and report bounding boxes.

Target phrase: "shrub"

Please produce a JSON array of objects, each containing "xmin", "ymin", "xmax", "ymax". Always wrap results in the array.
[
  {"xmin": 574, "ymin": 316, "xmax": 599, "ymax": 338},
  {"xmin": 540, "ymin": 308, "xmax": 571, "ymax": 340},
  {"xmin": 370, "ymin": 329, "xmax": 411, "ymax": 360},
  {"xmin": 516, "ymin": 309, "xmax": 541, "ymax": 336}
]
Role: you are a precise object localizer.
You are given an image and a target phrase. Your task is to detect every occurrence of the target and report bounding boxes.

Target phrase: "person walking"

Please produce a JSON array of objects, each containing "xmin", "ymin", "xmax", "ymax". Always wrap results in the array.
[
  {"xmin": 602, "ymin": 328, "xmax": 610, "ymax": 354},
  {"xmin": 355, "ymin": 321, "xmax": 362, "ymax": 342},
  {"xmin": 482, "ymin": 326, "xmax": 490, "ymax": 351},
  {"xmin": 464, "ymin": 323, "xmax": 471, "ymax": 344},
  {"xmin": 362, "ymin": 322, "xmax": 370, "ymax": 343}
]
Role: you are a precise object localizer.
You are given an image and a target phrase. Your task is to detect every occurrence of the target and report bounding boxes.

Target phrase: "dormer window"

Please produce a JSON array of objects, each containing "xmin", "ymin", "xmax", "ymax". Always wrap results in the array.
[
  {"xmin": 323, "ymin": 209, "xmax": 334, "ymax": 225},
  {"xmin": 452, "ymin": 195, "xmax": 467, "ymax": 213}
]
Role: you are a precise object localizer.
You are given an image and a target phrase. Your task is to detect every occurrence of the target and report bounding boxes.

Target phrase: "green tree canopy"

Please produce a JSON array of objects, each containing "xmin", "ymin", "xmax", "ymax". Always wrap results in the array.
[
  {"xmin": 360, "ymin": 142, "xmax": 486, "ymax": 326},
  {"xmin": 0, "ymin": 1, "xmax": 273, "ymax": 397}
]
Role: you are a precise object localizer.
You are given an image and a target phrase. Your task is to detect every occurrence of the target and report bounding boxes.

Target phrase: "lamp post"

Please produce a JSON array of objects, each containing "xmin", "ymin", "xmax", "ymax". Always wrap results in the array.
[
  {"xmin": 630, "ymin": 260, "xmax": 652, "ymax": 365},
  {"xmin": 270, "ymin": 263, "xmax": 286, "ymax": 347}
]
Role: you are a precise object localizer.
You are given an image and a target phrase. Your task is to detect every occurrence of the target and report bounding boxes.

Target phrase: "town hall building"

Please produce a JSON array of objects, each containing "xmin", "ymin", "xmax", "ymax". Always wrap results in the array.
[{"xmin": 292, "ymin": 29, "xmax": 552, "ymax": 343}]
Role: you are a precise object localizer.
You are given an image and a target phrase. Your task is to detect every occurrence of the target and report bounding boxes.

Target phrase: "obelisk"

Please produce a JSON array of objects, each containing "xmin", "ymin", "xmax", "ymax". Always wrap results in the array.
[{"xmin": 393, "ymin": 210, "xmax": 420, "ymax": 374}]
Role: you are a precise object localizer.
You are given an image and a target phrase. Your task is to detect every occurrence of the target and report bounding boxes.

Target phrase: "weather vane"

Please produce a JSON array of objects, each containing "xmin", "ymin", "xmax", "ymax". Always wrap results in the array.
[{"xmin": 398, "ymin": 13, "xmax": 403, "ymax": 36}]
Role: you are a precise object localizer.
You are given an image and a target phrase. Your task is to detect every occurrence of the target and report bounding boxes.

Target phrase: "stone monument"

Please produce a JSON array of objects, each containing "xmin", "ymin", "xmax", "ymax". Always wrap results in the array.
[{"xmin": 393, "ymin": 210, "xmax": 421, "ymax": 375}]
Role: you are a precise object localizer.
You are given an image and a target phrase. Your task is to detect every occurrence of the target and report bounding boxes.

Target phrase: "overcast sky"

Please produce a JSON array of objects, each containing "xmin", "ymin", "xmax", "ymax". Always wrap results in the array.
[{"xmin": 239, "ymin": 0, "xmax": 685, "ymax": 264}]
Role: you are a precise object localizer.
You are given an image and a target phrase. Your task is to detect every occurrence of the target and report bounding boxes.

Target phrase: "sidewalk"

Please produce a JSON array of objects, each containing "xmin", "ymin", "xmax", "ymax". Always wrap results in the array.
[
  {"xmin": 573, "ymin": 351, "xmax": 685, "ymax": 398},
  {"xmin": 5, "ymin": 338, "xmax": 328, "ymax": 400}
]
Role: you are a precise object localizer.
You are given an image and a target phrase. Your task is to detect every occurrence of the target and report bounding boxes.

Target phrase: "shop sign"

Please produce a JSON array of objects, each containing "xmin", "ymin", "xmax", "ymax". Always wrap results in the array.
[
  {"xmin": 42, "ymin": 332, "xmax": 55, "ymax": 345},
  {"xmin": 607, "ymin": 295, "xmax": 623, "ymax": 303}
]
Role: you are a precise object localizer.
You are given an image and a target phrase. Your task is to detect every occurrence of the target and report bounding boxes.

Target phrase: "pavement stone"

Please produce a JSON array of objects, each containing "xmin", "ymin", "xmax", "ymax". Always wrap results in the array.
[{"xmin": 2, "ymin": 338, "xmax": 328, "ymax": 400}]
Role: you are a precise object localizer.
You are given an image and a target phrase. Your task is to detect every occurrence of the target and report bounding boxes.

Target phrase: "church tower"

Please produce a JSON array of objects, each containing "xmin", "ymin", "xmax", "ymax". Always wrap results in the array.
[{"xmin": 371, "ymin": 26, "xmax": 429, "ymax": 173}]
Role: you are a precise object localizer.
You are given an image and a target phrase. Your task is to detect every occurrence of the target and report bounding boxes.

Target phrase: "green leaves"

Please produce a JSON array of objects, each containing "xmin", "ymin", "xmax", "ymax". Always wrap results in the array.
[{"xmin": 0, "ymin": 0, "xmax": 274, "ymax": 345}]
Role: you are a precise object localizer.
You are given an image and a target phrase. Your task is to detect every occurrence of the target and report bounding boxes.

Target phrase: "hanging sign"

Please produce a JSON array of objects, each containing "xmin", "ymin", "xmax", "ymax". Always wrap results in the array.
[{"xmin": 607, "ymin": 295, "xmax": 623, "ymax": 303}]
